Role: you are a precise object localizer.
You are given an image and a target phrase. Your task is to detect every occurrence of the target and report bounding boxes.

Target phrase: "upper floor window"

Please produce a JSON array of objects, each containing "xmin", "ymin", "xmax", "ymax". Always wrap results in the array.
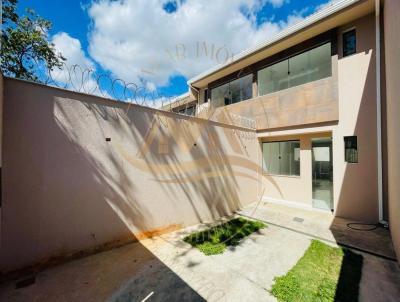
[
  {"xmin": 343, "ymin": 29, "xmax": 356, "ymax": 57},
  {"xmin": 176, "ymin": 105, "xmax": 196, "ymax": 116},
  {"xmin": 258, "ymin": 42, "xmax": 332, "ymax": 96},
  {"xmin": 210, "ymin": 74, "xmax": 252, "ymax": 107}
]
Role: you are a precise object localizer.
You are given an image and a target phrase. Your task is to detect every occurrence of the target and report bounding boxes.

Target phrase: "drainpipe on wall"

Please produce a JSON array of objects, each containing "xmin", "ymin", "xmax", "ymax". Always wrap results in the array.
[{"xmin": 375, "ymin": 0, "xmax": 385, "ymax": 224}]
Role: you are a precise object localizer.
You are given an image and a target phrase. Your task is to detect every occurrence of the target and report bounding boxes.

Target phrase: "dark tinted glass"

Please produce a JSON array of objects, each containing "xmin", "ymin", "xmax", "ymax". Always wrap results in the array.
[
  {"xmin": 211, "ymin": 74, "xmax": 253, "ymax": 107},
  {"xmin": 344, "ymin": 136, "xmax": 358, "ymax": 163},
  {"xmin": 343, "ymin": 29, "xmax": 356, "ymax": 57}
]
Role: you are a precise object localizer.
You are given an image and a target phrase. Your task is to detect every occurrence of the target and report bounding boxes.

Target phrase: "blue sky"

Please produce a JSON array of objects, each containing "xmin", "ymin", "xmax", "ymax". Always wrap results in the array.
[{"xmin": 17, "ymin": 0, "xmax": 333, "ymax": 99}]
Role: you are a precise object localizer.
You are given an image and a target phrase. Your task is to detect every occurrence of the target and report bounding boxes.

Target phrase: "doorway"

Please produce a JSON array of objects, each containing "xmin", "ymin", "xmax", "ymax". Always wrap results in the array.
[{"xmin": 312, "ymin": 137, "xmax": 333, "ymax": 211}]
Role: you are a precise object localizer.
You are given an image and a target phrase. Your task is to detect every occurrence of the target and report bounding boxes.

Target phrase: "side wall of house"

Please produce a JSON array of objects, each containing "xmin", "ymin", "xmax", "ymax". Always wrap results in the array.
[
  {"xmin": 384, "ymin": 0, "xmax": 400, "ymax": 264},
  {"xmin": 334, "ymin": 13, "xmax": 378, "ymax": 221},
  {"xmin": 0, "ymin": 78, "xmax": 259, "ymax": 273}
]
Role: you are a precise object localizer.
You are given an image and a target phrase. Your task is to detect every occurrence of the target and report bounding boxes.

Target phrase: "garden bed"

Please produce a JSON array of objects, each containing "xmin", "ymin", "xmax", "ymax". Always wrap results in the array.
[{"xmin": 183, "ymin": 217, "xmax": 266, "ymax": 255}]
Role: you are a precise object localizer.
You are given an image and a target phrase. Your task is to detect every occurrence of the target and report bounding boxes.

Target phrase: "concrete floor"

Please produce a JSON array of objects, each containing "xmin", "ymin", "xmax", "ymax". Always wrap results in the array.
[
  {"xmin": 239, "ymin": 202, "xmax": 397, "ymax": 259},
  {"xmin": 1, "ymin": 203, "xmax": 399, "ymax": 302}
]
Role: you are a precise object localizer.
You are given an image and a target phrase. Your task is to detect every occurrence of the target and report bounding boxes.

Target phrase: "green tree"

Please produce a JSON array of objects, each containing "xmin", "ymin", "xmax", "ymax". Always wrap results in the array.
[{"xmin": 1, "ymin": 0, "xmax": 65, "ymax": 81}]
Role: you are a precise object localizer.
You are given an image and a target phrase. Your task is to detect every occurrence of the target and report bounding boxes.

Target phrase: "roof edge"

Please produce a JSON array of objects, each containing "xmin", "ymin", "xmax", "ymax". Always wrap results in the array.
[{"xmin": 188, "ymin": 0, "xmax": 360, "ymax": 86}]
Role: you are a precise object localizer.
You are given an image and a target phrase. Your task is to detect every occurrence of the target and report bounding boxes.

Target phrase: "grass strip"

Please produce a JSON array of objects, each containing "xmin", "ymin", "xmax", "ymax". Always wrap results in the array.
[
  {"xmin": 271, "ymin": 240, "xmax": 363, "ymax": 302},
  {"xmin": 183, "ymin": 217, "xmax": 266, "ymax": 255}
]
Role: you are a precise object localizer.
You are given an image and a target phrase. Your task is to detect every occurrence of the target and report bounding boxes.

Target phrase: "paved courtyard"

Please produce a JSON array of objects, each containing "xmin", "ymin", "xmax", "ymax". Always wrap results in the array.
[{"xmin": 1, "ymin": 203, "xmax": 399, "ymax": 302}]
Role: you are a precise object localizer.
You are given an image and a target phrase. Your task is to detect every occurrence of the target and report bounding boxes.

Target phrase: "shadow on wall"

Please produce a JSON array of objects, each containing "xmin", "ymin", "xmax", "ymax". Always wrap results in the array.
[
  {"xmin": 1, "ymin": 78, "xmax": 259, "ymax": 273},
  {"xmin": 334, "ymin": 15, "xmax": 379, "ymax": 223},
  {"xmin": 330, "ymin": 16, "xmax": 382, "ymax": 300}
]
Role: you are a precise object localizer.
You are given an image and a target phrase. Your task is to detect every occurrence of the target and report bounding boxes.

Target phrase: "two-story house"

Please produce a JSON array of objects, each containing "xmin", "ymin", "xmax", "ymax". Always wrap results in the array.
[{"xmin": 169, "ymin": 0, "xmax": 392, "ymax": 224}]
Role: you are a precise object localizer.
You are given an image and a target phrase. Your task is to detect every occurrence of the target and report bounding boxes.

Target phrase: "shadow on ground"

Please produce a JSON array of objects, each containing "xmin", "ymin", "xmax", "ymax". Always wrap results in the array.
[
  {"xmin": 0, "ymin": 242, "xmax": 206, "ymax": 302},
  {"xmin": 334, "ymin": 247, "xmax": 363, "ymax": 301}
]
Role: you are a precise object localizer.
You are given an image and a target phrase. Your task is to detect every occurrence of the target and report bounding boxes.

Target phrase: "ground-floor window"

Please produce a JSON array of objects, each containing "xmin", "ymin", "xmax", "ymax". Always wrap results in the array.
[
  {"xmin": 262, "ymin": 140, "xmax": 300, "ymax": 176},
  {"xmin": 344, "ymin": 136, "xmax": 358, "ymax": 163}
]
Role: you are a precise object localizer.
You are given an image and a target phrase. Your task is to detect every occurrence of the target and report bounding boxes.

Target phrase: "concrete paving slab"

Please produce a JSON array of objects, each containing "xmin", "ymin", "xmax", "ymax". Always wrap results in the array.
[
  {"xmin": 239, "ymin": 202, "xmax": 397, "ymax": 259},
  {"xmin": 359, "ymin": 254, "xmax": 400, "ymax": 302},
  {"xmin": 1, "ymin": 203, "xmax": 399, "ymax": 302}
]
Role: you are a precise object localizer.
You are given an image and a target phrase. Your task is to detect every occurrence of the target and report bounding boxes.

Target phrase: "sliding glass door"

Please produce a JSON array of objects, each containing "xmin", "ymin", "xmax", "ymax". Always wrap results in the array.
[{"xmin": 312, "ymin": 137, "xmax": 333, "ymax": 211}]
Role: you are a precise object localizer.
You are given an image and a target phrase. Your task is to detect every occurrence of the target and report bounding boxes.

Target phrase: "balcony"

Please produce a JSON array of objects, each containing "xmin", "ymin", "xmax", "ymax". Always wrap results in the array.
[{"xmin": 207, "ymin": 76, "xmax": 338, "ymax": 130}]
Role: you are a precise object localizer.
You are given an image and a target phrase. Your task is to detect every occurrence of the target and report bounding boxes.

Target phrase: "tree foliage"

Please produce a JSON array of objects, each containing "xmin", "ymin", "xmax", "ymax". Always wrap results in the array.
[{"xmin": 1, "ymin": 0, "xmax": 65, "ymax": 81}]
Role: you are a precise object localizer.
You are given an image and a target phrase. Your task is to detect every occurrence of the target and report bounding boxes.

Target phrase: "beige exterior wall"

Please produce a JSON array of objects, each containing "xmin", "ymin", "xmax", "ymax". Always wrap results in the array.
[
  {"xmin": 209, "ymin": 75, "xmax": 339, "ymax": 130},
  {"xmin": 258, "ymin": 14, "xmax": 379, "ymax": 221},
  {"xmin": 0, "ymin": 78, "xmax": 259, "ymax": 273},
  {"xmin": 259, "ymin": 132, "xmax": 331, "ymax": 208},
  {"xmin": 333, "ymin": 13, "xmax": 379, "ymax": 221},
  {"xmin": 383, "ymin": 0, "xmax": 400, "ymax": 263}
]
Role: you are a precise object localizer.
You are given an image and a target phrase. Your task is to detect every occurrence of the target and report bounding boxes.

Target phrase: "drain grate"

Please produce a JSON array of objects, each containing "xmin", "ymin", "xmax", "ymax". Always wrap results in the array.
[{"xmin": 293, "ymin": 217, "xmax": 304, "ymax": 223}]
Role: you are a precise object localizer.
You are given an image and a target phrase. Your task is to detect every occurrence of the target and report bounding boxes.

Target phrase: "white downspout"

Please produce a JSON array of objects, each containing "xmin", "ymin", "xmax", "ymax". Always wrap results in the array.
[{"xmin": 375, "ymin": 0, "xmax": 385, "ymax": 224}]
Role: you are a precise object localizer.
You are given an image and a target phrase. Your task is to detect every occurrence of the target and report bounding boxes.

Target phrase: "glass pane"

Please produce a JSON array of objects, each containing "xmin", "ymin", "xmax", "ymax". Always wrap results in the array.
[
  {"xmin": 211, "ymin": 74, "xmax": 253, "ymax": 107},
  {"xmin": 288, "ymin": 51, "xmax": 311, "ymax": 88},
  {"xmin": 279, "ymin": 141, "xmax": 292, "ymax": 175},
  {"xmin": 263, "ymin": 142, "xmax": 280, "ymax": 174},
  {"xmin": 312, "ymin": 138, "xmax": 333, "ymax": 210},
  {"xmin": 230, "ymin": 78, "xmax": 241, "ymax": 104},
  {"xmin": 309, "ymin": 43, "xmax": 332, "ymax": 81},
  {"xmin": 263, "ymin": 141, "xmax": 300, "ymax": 176},
  {"xmin": 186, "ymin": 106, "xmax": 196, "ymax": 116},
  {"xmin": 343, "ymin": 29, "xmax": 356, "ymax": 57},
  {"xmin": 230, "ymin": 74, "xmax": 253, "ymax": 104},
  {"xmin": 288, "ymin": 43, "xmax": 331, "ymax": 88},
  {"xmin": 241, "ymin": 74, "xmax": 253, "ymax": 102},
  {"xmin": 291, "ymin": 141, "xmax": 301, "ymax": 176},
  {"xmin": 258, "ymin": 60, "xmax": 289, "ymax": 95},
  {"xmin": 344, "ymin": 136, "xmax": 358, "ymax": 163},
  {"xmin": 257, "ymin": 43, "xmax": 331, "ymax": 96},
  {"xmin": 211, "ymin": 82, "xmax": 230, "ymax": 107},
  {"xmin": 279, "ymin": 141, "xmax": 300, "ymax": 176}
]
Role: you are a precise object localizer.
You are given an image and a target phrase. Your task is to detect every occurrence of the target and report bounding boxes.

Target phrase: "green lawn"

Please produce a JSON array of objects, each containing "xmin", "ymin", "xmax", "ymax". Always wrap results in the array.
[
  {"xmin": 183, "ymin": 217, "xmax": 266, "ymax": 255},
  {"xmin": 270, "ymin": 240, "xmax": 363, "ymax": 302}
]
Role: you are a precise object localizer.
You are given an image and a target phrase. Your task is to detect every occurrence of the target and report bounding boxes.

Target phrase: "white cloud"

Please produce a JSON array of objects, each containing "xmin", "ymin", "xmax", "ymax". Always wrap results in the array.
[
  {"xmin": 52, "ymin": 32, "xmax": 95, "ymax": 69},
  {"xmin": 314, "ymin": 0, "xmax": 341, "ymax": 13},
  {"xmin": 50, "ymin": 32, "xmax": 111, "ymax": 97},
  {"xmin": 51, "ymin": 32, "xmax": 95, "ymax": 85},
  {"xmin": 87, "ymin": 0, "xmax": 303, "ymax": 88},
  {"xmin": 266, "ymin": 0, "xmax": 288, "ymax": 8}
]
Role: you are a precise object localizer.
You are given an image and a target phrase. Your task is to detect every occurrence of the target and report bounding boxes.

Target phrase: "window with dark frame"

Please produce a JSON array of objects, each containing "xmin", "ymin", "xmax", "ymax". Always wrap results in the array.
[
  {"xmin": 257, "ymin": 42, "xmax": 332, "ymax": 96},
  {"xmin": 204, "ymin": 89, "xmax": 208, "ymax": 103},
  {"xmin": 343, "ymin": 29, "xmax": 356, "ymax": 57},
  {"xmin": 344, "ymin": 136, "xmax": 358, "ymax": 163},
  {"xmin": 177, "ymin": 105, "xmax": 196, "ymax": 116},
  {"xmin": 210, "ymin": 74, "xmax": 253, "ymax": 107}
]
